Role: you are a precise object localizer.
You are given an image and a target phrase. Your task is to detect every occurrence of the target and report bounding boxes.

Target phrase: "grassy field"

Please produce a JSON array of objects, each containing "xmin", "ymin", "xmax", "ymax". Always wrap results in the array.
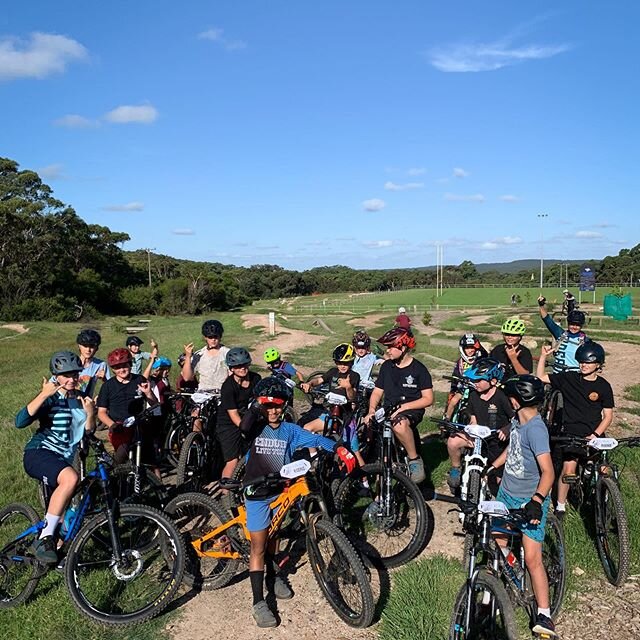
[{"xmin": 1, "ymin": 300, "xmax": 639, "ymax": 640}]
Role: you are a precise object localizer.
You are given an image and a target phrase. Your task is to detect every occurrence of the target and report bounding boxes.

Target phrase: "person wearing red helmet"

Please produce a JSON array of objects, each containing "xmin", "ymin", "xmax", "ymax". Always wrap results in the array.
[
  {"xmin": 97, "ymin": 348, "xmax": 158, "ymax": 463},
  {"xmin": 365, "ymin": 327, "xmax": 433, "ymax": 483}
]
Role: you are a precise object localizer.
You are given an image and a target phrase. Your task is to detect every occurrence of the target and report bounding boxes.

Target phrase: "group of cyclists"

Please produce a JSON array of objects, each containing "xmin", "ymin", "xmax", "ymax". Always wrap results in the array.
[{"xmin": 13, "ymin": 297, "xmax": 618, "ymax": 635}]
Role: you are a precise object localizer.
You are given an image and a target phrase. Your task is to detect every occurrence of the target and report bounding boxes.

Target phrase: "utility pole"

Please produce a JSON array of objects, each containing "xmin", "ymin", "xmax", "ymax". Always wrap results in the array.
[
  {"xmin": 537, "ymin": 213, "xmax": 548, "ymax": 289},
  {"xmin": 145, "ymin": 248, "xmax": 155, "ymax": 287}
]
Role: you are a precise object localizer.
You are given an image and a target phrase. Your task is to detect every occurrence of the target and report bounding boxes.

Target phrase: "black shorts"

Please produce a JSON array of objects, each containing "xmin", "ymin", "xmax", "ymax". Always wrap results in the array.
[
  {"xmin": 23, "ymin": 448, "xmax": 71, "ymax": 489},
  {"xmin": 394, "ymin": 409, "xmax": 425, "ymax": 430},
  {"xmin": 216, "ymin": 424, "xmax": 243, "ymax": 462}
]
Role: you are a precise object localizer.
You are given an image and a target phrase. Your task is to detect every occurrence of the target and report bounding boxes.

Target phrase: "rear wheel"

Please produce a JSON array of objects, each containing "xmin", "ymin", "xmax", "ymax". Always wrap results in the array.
[
  {"xmin": 164, "ymin": 416, "xmax": 191, "ymax": 467},
  {"xmin": 164, "ymin": 492, "xmax": 241, "ymax": 590},
  {"xmin": 334, "ymin": 462, "xmax": 429, "ymax": 568},
  {"xmin": 450, "ymin": 571, "xmax": 517, "ymax": 640},
  {"xmin": 306, "ymin": 517, "xmax": 374, "ymax": 628},
  {"xmin": 0, "ymin": 503, "xmax": 42, "ymax": 609},
  {"xmin": 176, "ymin": 432, "xmax": 207, "ymax": 491},
  {"xmin": 595, "ymin": 477, "xmax": 630, "ymax": 586}
]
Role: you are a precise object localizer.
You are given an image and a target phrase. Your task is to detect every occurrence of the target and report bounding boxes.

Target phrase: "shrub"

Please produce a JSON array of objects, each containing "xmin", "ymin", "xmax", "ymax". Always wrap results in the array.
[{"xmin": 422, "ymin": 312, "xmax": 432, "ymax": 325}]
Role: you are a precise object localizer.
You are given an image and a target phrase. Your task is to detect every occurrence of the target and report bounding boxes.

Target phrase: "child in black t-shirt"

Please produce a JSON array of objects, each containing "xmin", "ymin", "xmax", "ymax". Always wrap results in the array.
[
  {"xmin": 537, "ymin": 340, "xmax": 614, "ymax": 518},
  {"xmin": 490, "ymin": 317, "xmax": 533, "ymax": 379}
]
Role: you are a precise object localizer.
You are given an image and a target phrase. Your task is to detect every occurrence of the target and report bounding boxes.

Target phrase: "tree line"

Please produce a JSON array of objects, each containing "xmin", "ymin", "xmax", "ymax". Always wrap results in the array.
[{"xmin": 1, "ymin": 157, "xmax": 638, "ymax": 321}]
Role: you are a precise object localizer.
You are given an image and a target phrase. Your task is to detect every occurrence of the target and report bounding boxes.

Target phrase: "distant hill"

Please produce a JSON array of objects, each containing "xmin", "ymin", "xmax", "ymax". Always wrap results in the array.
[{"xmin": 412, "ymin": 259, "xmax": 589, "ymax": 275}]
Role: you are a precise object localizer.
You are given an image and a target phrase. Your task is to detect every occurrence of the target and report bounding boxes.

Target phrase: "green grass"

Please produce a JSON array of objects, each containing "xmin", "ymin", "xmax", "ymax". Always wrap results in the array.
[{"xmin": 624, "ymin": 384, "xmax": 640, "ymax": 403}]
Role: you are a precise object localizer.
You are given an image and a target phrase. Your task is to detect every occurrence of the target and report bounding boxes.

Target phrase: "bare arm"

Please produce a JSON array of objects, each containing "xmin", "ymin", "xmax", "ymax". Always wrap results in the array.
[
  {"xmin": 593, "ymin": 407, "xmax": 613, "ymax": 436},
  {"xmin": 181, "ymin": 343, "xmax": 195, "ymax": 381},
  {"xmin": 536, "ymin": 346, "xmax": 552, "ymax": 384}
]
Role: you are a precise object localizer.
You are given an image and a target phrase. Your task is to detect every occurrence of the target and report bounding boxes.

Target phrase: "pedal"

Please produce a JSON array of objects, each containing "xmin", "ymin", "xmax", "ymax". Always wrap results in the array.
[{"xmin": 561, "ymin": 474, "xmax": 578, "ymax": 485}]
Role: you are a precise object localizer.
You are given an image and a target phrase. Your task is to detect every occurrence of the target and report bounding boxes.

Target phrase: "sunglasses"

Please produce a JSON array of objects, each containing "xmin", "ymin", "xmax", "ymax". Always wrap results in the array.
[
  {"xmin": 111, "ymin": 363, "xmax": 132, "ymax": 370},
  {"xmin": 231, "ymin": 364, "xmax": 249, "ymax": 370}
]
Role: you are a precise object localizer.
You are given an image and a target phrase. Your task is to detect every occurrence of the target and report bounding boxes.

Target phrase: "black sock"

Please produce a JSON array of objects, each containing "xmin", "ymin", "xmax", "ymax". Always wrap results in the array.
[
  {"xmin": 249, "ymin": 570, "xmax": 264, "ymax": 605},
  {"xmin": 265, "ymin": 553, "xmax": 276, "ymax": 579}
]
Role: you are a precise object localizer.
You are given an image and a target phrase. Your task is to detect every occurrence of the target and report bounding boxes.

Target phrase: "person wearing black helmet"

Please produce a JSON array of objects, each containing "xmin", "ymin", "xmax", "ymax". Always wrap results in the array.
[
  {"xmin": 125, "ymin": 335, "xmax": 159, "ymax": 375},
  {"xmin": 15, "ymin": 351, "xmax": 96, "ymax": 564},
  {"xmin": 216, "ymin": 347, "xmax": 262, "ymax": 479},
  {"xmin": 537, "ymin": 341, "xmax": 614, "ymax": 519},
  {"xmin": 486, "ymin": 374, "xmax": 557, "ymax": 638},
  {"xmin": 351, "ymin": 330, "xmax": 384, "ymax": 383},
  {"xmin": 181, "ymin": 319, "xmax": 230, "ymax": 393},
  {"xmin": 537, "ymin": 296, "xmax": 588, "ymax": 372},
  {"xmin": 76, "ymin": 328, "xmax": 110, "ymax": 397}
]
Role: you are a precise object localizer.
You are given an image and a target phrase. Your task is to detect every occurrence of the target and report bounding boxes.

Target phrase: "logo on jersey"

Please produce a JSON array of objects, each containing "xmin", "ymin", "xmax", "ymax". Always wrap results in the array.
[
  {"xmin": 588, "ymin": 392, "xmax": 600, "ymax": 402},
  {"xmin": 404, "ymin": 375, "xmax": 416, "ymax": 389}
]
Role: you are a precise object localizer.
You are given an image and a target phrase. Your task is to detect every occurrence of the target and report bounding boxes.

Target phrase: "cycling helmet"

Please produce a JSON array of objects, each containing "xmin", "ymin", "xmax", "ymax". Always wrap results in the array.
[
  {"xmin": 264, "ymin": 348, "xmax": 281, "ymax": 364},
  {"xmin": 352, "ymin": 330, "xmax": 371, "ymax": 349},
  {"xmin": 567, "ymin": 310, "xmax": 586, "ymax": 326},
  {"xmin": 151, "ymin": 356, "xmax": 172, "ymax": 370},
  {"xmin": 575, "ymin": 341, "xmax": 605, "ymax": 364},
  {"xmin": 398, "ymin": 307, "xmax": 406, "ymax": 313},
  {"xmin": 501, "ymin": 317, "xmax": 526, "ymax": 335},
  {"xmin": 126, "ymin": 336, "xmax": 144, "ymax": 347},
  {"xmin": 563, "ymin": 289, "xmax": 569, "ymax": 295},
  {"xmin": 76, "ymin": 328, "xmax": 101, "ymax": 347},
  {"xmin": 333, "ymin": 343, "xmax": 356, "ymax": 363},
  {"xmin": 50, "ymin": 351, "xmax": 83, "ymax": 376},
  {"xmin": 107, "ymin": 348, "xmax": 133, "ymax": 368},
  {"xmin": 253, "ymin": 376, "xmax": 291, "ymax": 405},
  {"xmin": 459, "ymin": 333, "xmax": 482, "ymax": 362},
  {"xmin": 202, "ymin": 319, "xmax": 224, "ymax": 338},
  {"xmin": 377, "ymin": 327, "xmax": 416, "ymax": 350},
  {"xmin": 463, "ymin": 357, "xmax": 505, "ymax": 383},
  {"xmin": 226, "ymin": 347, "xmax": 252, "ymax": 368},
  {"xmin": 503, "ymin": 375, "xmax": 545, "ymax": 407}
]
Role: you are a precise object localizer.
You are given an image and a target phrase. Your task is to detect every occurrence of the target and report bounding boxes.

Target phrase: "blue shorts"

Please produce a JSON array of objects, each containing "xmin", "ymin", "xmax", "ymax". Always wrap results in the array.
[
  {"xmin": 245, "ymin": 495, "xmax": 280, "ymax": 532},
  {"xmin": 493, "ymin": 485, "xmax": 550, "ymax": 543},
  {"xmin": 23, "ymin": 448, "xmax": 72, "ymax": 490}
]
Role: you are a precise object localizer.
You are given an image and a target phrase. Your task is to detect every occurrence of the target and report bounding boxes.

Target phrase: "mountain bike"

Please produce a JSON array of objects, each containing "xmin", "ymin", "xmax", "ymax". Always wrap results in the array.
[
  {"xmin": 165, "ymin": 456, "xmax": 375, "ymax": 628},
  {"xmin": 163, "ymin": 391, "xmax": 197, "ymax": 467},
  {"xmin": 450, "ymin": 499, "xmax": 566, "ymax": 640},
  {"xmin": 552, "ymin": 434, "xmax": 640, "ymax": 585},
  {"xmin": 333, "ymin": 402, "xmax": 431, "ymax": 568},
  {"xmin": 0, "ymin": 434, "xmax": 185, "ymax": 625}
]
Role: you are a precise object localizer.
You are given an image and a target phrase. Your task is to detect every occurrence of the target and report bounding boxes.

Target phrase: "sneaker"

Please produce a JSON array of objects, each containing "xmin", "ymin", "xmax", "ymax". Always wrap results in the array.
[
  {"xmin": 253, "ymin": 600, "xmax": 278, "ymax": 628},
  {"xmin": 408, "ymin": 457, "xmax": 426, "ymax": 484},
  {"xmin": 447, "ymin": 468, "xmax": 461, "ymax": 492},
  {"xmin": 270, "ymin": 575, "xmax": 294, "ymax": 600},
  {"xmin": 532, "ymin": 613, "xmax": 557, "ymax": 637},
  {"xmin": 32, "ymin": 536, "xmax": 58, "ymax": 565}
]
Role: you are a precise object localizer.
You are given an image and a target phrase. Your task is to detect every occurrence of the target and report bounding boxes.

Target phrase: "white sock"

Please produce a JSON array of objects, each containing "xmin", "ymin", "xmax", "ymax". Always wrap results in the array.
[
  {"xmin": 40, "ymin": 513, "xmax": 61, "ymax": 538},
  {"xmin": 556, "ymin": 502, "xmax": 566, "ymax": 512},
  {"xmin": 538, "ymin": 607, "xmax": 551, "ymax": 618}
]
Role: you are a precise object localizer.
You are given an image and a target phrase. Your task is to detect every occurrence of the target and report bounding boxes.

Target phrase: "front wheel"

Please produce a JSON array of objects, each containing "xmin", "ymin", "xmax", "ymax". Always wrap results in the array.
[
  {"xmin": 334, "ymin": 462, "xmax": 430, "ymax": 568},
  {"xmin": 541, "ymin": 513, "xmax": 567, "ymax": 617},
  {"xmin": 306, "ymin": 517, "xmax": 374, "ymax": 628},
  {"xmin": 449, "ymin": 571, "xmax": 518, "ymax": 640},
  {"xmin": 0, "ymin": 503, "xmax": 42, "ymax": 609},
  {"xmin": 595, "ymin": 478, "xmax": 630, "ymax": 586},
  {"xmin": 65, "ymin": 504, "xmax": 185, "ymax": 626}
]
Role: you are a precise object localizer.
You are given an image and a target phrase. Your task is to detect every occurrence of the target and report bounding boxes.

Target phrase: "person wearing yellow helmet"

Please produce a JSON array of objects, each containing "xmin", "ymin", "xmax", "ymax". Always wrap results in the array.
[
  {"xmin": 263, "ymin": 348, "xmax": 304, "ymax": 383},
  {"xmin": 490, "ymin": 317, "xmax": 533, "ymax": 379}
]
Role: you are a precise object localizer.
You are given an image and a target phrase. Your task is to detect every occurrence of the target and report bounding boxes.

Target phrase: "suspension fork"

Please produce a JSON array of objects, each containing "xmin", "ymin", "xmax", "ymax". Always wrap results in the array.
[
  {"xmin": 98, "ymin": 464, "xmax": 124, "ymax": 559},
  {"xmin": 382, "ymin": 420, "xmax": 394, "ymax": 517}
]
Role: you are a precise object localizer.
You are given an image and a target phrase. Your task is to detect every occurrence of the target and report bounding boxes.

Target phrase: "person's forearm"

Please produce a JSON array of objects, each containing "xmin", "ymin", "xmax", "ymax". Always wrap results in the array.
[
  {"xmin": 535, "ymin": 468, "xmax": 555, "ymax": 499},
  {"xmin": 536, "ymin": 354, "xmax": 550, "ymax": 383},
  {"xmin": 228, "ymin": 409, "xmax": 241, "ymax": 428},
  {"xmin": 593, "ymin": 409, "xmax": 613, "ymax": 435},
  {"xmin": 368, "ymin": 389, "xmax": 383, "ymax": 413},
  {"xmin": 182, "ymin": 362, "xmax": 194, "ymax": 381},
  {"xmin": 26, "ymin": 392, "xmax": 50, "ymax": 417},
  {"xmin": 491, "ymin": 449, "xmax": 508, "ymax": 470},
  {"xmin": 98, "ymin": 408, "xmax": 115, "ymax": 428}
]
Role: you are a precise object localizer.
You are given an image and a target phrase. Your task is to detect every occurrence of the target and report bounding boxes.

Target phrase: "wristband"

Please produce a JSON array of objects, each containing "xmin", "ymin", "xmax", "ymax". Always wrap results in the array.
[{"xmin": 533, "ymin": 492, "xmax": 546, "ymax": 503}]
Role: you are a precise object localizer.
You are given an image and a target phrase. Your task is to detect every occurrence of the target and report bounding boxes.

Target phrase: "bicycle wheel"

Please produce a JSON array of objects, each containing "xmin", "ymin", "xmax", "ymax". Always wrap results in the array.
[
  {"xmin": 595, "ymin": 477, "xmax": 630, "ymax": 586},
  {"xmin": 0, "ymin": 503, "xmax": 42, "ymax": 609},
  {"xmin": 176, "ymin": 431, "xmax": 206, "ymax": 491},
  {"xmin": 334, "ymin": 462, "xmax": 429, "ymax": 568},
  {"xmin": 449, "ymin": 571, "xmax": 517, "ymax": 640},
  {"xmin": 164, "ymin": 416, "xmax": 191, "ymax": 467},
  {"xmin": 306, "ymin": 517, "xmax": 374, "ymax": 628},
  {"xmin": 65, "ymin": 504, "xmax": 185, "ymax": 626},
  {"xmin": 541, "ymin": 514, "xmax": 567, "ymax": 617},
  {"xmin": 164, "ymin": 492, "xmax": 241, "ymax": 590},
  {"xmin": 109, "ymin": 463, "xmax": 166, "ymax": 508},
  {"xmin": 225, "ymin": 457, "xmax": 246, "ymax": 512}
]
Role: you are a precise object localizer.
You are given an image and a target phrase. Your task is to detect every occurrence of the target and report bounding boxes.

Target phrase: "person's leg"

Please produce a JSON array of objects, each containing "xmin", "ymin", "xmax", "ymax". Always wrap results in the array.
[
  {"xmin": 524, "ymin": 534, "xmax": 557, "ymax": 636},
  {"xmin": 556, "ymin": 459, "xmax": 577, "ymax": 510},
  {"xmin": 303, "ymin": 418, "xmax": 325, "ymax": 433},
  {"xmin": 221, "ymin": 457, "xmax": 239, "ymax": 479},
  {"xmin": 393, "ymin": 417, "xmax": 425, "ymax": 483}
]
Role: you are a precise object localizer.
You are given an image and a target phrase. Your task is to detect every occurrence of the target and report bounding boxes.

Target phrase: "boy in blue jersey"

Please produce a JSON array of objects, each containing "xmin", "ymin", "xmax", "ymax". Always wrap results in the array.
[
  {"xmin": 351, "ymin": 330, "xmax": 384, "ymax": 383},
  {"xmin": 126, "ymin": 335, "xmax": 159, "ymax": 375},
  {"xmin": 239, "ymin": 376, "xmax": 355, "ymax": 628},
  {"xmin": 75, "ymin": 328, "xmax": 110, "ymax": 397},
  {"xmin": 263, "ymin": 348, "xmax": 304, "ymax": 383},
  {"xmin": 16, "ymin": 351, "xmax": 95, "ymax": 564}
]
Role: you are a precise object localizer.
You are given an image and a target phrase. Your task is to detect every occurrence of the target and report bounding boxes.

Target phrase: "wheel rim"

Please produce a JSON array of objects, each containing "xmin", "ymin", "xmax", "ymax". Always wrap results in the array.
[{"xmin": 597, "ymin": 484, "xmax": 622, "ymax": 580}]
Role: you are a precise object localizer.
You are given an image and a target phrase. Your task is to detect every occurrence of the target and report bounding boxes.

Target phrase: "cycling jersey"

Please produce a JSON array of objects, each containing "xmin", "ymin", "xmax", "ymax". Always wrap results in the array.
[
  {"xmin": 131, "ymin": 351, "xmax": 152, "ymax": 375},
  {"xmin": 191, "ymin": 346, "xmax": 230, "ymax": 391},
  {"xmin": 320, "ymin": 367, "xmax": 360, "ymax": 399},
  {"xmin": 449, "ymin": 358, "xmax": 473, "ymax": 393},
  {"xmin": 541, "ymin": 315, "xmax": 586, "ymax": 372},
  {"xmin": 268, "ymin": 361, "xmax": 297, "ymax": 379},
  {"xmin": 353, "ymin": 353, "xmax": 381, "ymax": 382},
  {"xmin": 490, "ymin": 343, "xmax": 533, "ymax": 378},
  {"xmin": 78, "ymin": 358, "xmax": 110, "ymax": 396},
  {"xmin": 96, "ymin": 374, "xmax": 147, "ymax": 423}
]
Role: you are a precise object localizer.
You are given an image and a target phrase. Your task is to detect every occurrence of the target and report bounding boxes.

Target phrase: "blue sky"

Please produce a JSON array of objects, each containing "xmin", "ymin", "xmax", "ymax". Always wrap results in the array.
[{"xmin": 2, "ymin": 2, "xmax": 638, "ymax": 270}]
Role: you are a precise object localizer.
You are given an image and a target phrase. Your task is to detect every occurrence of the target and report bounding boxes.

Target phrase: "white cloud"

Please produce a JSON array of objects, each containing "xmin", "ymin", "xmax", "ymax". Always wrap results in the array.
[
  {"xmin": 102, "ymin": 202, "xmax": 145, "ymax": 212},
  {"xmin": 362, "ymin": 198, "xmax": 386, "ymax": 212},
  {"xmin": 428, "ymin": 37, "xmax": 571, "ymax": 73},
  {"xmin": 104, "ymin": 104, "xmax": 158, "ymax": 124},
  {"xmin": 481, "ymin": 242, "xmax": 499, "ymax": 250},
  {"xmin": 172, "ymin": 228, "xmax": 195, "ymax": 235},
  {"xmin": 444, "ymin": 193, "xmax": 485, "ymax": 203},
  {"xmin": 592, "ymin": 222, "xmax": 617, "ymax": 229},
  {"xmin": 53, "ymin": 114, "xmax": 98, "ymax": 128},
  {"xmin": 363, "ymin": 240, "xmax": 394, "ymax": 248},
  {"xmin": 408, "ymin": 167, "xmax": 426, "ymax": 176},
  {"xmin": 384, "ymin": 181, "xmax": 424, "ymax": 192},
  {"xmin": 575, "ymin": 230, "xmax": 603, "ymax": 239},
  {"xmin": 453, "ymin": 167, "xmax": 469, "ymax": 178},
  {"xmin": 500, "ymin": 194, "xmax": 520, "ymax": 202},
  {"xmin": 38, "ymin": 163, "xmax": 66, "ymax": 180},
  {"xmin": 480, "ymin": 236, "xmax": 523, "ymax": 250},
  {"xmin": 198, "ymin": 27, "xmax": 247, "ymax": 51},
  {"xmin": 0, "ymin": 32, "xmax": 87, "ymax": 81}
]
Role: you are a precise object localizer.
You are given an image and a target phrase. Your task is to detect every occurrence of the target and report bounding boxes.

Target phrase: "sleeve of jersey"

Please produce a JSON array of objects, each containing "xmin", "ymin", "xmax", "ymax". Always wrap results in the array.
[
  {"xmin": 419, "ymin": 364, "xmax": 433, "ymax": 390},
  {"xmin": 521, "ymin": 350, "xmax": 533, "ymax": 373},
  {"xmin": 283, "ymin": 362, "xmax": 297, "ymax": 377},
  {"xmin": 542, "ymin": 314, "xmax": 563, "ymax": 339},
  {"xmin": 289, "ymin": 424, "xmax": 336, "ymax": 454},
  {"xmin": 102, "ymin": 363, "xmax": 112, "ymax": 380},
  {"xmin": 375, "ymin": 364, "xmax": 387, "ymax": 389},
  {"xmin": 15, "ymin": 405, "xmax": 39, "ymax": 428}
]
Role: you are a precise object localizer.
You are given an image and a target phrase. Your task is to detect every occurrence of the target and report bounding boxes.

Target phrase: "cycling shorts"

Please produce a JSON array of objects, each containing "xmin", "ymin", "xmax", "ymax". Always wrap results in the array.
[
  {"xmin": 216, "ymin": 423, "xmax": 243, "ymax": 462},
  {"xmin": 24, "ymin": 448, "xmax": 72, "ymax": 490},
  {"xmin": 245, "ymin": 495, "xmax": 281, "ymax": 532},
  {"xmin": 393, "ymin": 409, "xmax": 424, "ymax": 430},
  {"xmin": 493, "ymin": 485, "xmax": 550, "ymax": 543}
]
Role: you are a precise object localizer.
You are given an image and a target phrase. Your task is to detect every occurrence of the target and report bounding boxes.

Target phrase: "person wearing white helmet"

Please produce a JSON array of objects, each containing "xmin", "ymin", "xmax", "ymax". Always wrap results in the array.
[{"xmin": 395, "ymin": 306, "xmax": 411, "ymax": 330}]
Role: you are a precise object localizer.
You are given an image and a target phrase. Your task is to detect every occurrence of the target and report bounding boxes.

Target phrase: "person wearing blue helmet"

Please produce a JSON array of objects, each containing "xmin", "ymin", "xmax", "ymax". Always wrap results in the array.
[{"xmin": 446, "ymin": 357, "xmax": 514, "ymax": 493}]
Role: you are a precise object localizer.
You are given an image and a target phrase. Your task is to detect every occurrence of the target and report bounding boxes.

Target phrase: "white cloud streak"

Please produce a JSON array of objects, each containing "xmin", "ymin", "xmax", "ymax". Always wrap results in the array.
[
  {"xmin": 102, "ymin": 202, "xmax": 145, "ymax": 212},
  {"xmin": 444, "ymin": 193, "xmax": 485, "ymax": 203},
  {"xmin": 198, "ymin": 27, "xmax": 247, "ymax": 51},
  {"xmin": 480, "ymin": 236, "xmax": 523, "ymax": 250},
  {"xmin": 38, "ymin": 163, "xmax": 66, "ymax": 180},
  {"xmin": 172, "ymin": 228, "xmax": 195, "ymax": 235},
  {"xmin": 53, "ymin": 114, "xmax": 99, "ymax": 128},
  {"xmin": 104, "ymin": 104, "xmax": 158, "ymax": 124},
  {"xmin": 408, "ymin": 167, "xmax": 426, "ymax": 176},
  {"xmin": 500, "ymin": 194, "xmax": 520, "ymax": 202},
  {"xmin": 0, "ymin": 32, "xmax": 87, "ymax": 81},
  {"xmin": 363, "ymin": 240, "xmax": 394, "ymax": 248},
  {"xmin": 453, "ymin": 167, "xmax": 469, "ymax": 178},
  {"xmin": 575, "ymin": 230, "xmax": 603, "ymax": 239},
  {"xmin": 384, "ymin": 181, "xmax": 424, "ymax": 192},
  {"xmin": 362, "ymin": 198, "xmax": 386, "ymax": 212}
]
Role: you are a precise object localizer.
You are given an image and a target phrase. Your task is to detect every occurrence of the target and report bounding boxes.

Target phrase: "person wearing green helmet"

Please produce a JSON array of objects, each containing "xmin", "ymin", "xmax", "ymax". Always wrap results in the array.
[
  {"xmin": 490, "ymin": 317, "xmax": 533, "ymax": 379},
  {"xmin": 264, "ymin": 348, "xmax": 304, "ymax": 383}
]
